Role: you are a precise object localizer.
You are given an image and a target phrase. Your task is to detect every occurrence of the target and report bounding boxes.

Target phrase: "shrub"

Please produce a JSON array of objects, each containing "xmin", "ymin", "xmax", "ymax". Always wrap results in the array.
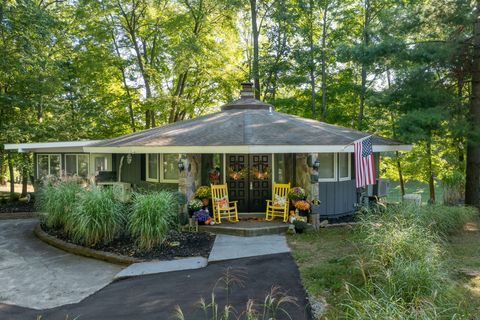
[
  {"xmin": 128, "ymin": 191, "xmax": 178, "ymax": 250},
  {"xmin": 37, "ymin": 180, "xmax": 82, "ymax": 229},
  {"xmin": 70, "ymin": 186, "xmax": 125, "ymax": 246}
]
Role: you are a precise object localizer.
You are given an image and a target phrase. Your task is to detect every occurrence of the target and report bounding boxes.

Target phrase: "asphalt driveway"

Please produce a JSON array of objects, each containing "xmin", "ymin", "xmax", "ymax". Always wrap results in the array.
[
  {"xmin": 0, "ymin": 219, "xmax": 121, "ymax": 309},
  {"xmin": 1, "ymin": 252, "xmax": 311, "ymax": 319}
]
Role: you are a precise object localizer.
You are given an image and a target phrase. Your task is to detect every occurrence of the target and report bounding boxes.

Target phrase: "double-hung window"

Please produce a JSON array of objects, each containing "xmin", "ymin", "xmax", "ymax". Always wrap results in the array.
[
  {"xmin": 37, "ymin": 154, "xmax": 62, "ymax": 178},
  {"xmin": 338, "ymin": 153, "xmax": 351, "ymax": 181},
  {"xmin": 317, "ymin": 153, "xmax": 337, "ymax": 182},
  {"xmin": 146, "ymin": 154, "xmax": 179, "ymax": 183},
  {"xmin": 65, "ymin": 154, "xmax": 90, "ymax": 178}
]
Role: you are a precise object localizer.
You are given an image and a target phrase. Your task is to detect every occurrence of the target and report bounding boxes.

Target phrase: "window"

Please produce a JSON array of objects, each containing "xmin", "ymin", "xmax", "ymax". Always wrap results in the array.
[
  {"xmin": 146, "ymin": 154, "xmax": 159, "ymax": 182},
  {"xmin": 145, "ymin": 154, "xmax": 180, "ymax": 183},
  {"xmin": 274, "ymin": 153, "xmax": 294, "ymax": 183},
  {"xmin": 37, "ymin": 154, "xmax": 61, "ymax": 178},
  {"xmin": 65, "ymin": 154, "xmax": 90, "ymax": 178},
  {"xmin": 161, "ymin": 154, "xmax": 179, "ymax": 182},
  {"xmin": 90, "ymin": 154, "xmax": 111, "ymax": 175},
  {"xmin": 338, "ymin": 153, "xmax": 351, "ymax": 181},
  {"xmin": 317, "ymin": 153, "xmax": 337, "ymax": 182}
]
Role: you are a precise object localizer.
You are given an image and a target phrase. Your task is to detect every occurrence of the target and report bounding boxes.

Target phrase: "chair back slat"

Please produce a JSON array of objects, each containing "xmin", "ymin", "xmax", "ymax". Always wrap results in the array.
[{"xmin": 271, "ymin": 183, "xmax": 291, "ymax": 201}]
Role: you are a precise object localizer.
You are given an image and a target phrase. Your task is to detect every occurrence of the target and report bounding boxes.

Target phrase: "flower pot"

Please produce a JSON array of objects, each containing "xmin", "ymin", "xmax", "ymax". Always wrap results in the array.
[
  {"xmin": 298, "ymin": 210, "xmax": 310, "ymax": 217},
  {"xmin": 201, "ymin": 198, "xmax": 210, "ymax": 206},
  {"xmin": 294, "ymin": 226, "xmax": 305, "ymax": 234}
]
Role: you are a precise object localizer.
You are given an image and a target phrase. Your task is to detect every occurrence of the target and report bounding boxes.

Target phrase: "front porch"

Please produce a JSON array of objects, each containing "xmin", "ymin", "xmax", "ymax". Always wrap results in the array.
[{"xmin": 198, "ymin": 215, "xmax": 289, "ymax": 237}]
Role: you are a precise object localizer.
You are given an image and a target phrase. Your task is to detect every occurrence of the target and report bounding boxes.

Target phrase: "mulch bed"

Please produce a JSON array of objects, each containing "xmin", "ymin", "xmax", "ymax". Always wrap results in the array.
[
  {"xmin": 41, "ymin": 224, "xmax": 215, "ymax": 260},
  {"xmin": 0, "ymin": 200, "xmax": 36, "ymax": 214}
]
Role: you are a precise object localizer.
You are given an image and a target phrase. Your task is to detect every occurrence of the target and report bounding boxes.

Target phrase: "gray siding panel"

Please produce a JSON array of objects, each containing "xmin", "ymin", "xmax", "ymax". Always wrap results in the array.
[{"xmin": 318, "ymin": 180, "xmax": 357, "ymax": 218}]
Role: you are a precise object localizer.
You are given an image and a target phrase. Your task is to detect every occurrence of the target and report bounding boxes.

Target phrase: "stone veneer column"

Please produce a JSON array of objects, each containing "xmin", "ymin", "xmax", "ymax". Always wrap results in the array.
[
  {"xmin": 178, "ymin": 154, "xmax": 201, "ymax": 213},
  {"xmin": 295, "ymin": 153, "xmax": 320, "ymax": 228}
]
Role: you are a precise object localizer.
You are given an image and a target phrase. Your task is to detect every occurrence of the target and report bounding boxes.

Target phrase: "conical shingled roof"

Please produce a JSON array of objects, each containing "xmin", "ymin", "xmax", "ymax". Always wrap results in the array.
[{"xmin": 87, "ymin": 83, "xmax": 407, "ymax": 152}]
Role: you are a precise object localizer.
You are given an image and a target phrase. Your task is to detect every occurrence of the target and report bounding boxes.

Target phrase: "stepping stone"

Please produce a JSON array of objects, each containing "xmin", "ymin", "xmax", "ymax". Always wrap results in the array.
[{"xmin": 114, "ymin": 257, "xmax": 207, "ymax": 279}]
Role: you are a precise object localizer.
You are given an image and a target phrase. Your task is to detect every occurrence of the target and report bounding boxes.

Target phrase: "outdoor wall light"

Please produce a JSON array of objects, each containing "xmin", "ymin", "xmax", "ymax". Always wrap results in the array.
[
  {"xmin": 312, "ymin": 159, "xmax": 320, "ymax": 171},
  {"xmin": 126, "ymin": 153, "xmax": 133, "ymax": 165},
  {"xmin": 178, "ymin": 159, "xmax": 185, "ymax": 172}
]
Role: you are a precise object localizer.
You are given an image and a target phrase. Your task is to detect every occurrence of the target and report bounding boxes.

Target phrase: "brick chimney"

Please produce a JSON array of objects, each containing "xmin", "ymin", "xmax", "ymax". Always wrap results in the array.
[{"xmin": 240, "ymin": 82, "xmax": 254, "ymax": 99}]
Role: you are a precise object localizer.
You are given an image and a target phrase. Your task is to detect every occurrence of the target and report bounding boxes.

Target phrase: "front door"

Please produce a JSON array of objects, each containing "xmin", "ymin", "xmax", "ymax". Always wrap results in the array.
[{"xmin": 226, "ymin": 154, "xmax": 272, "ymax": 212}]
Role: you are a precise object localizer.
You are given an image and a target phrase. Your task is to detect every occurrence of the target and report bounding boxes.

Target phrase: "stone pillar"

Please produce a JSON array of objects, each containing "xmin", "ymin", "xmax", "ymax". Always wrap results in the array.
[
  {"xmin": 178, "ymin": 154, "xmax": 201, "ymax": 213},
  {"xmin": 295, "ymin": 153, "xmax": 320, "ymax": 228}
]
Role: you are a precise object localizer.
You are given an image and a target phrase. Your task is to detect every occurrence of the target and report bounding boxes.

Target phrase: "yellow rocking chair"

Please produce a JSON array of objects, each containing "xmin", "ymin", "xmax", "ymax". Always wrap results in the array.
[
  {"xmin": 211, "ymin": 184, "xmax": 239, "ymax": 223},
  {"xmin": 265, "ymin": 183, "xmax": 291, "ymax": 222}
]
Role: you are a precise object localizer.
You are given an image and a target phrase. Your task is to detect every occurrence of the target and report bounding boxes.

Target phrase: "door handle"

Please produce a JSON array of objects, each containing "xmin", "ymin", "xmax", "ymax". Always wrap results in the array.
[{"xmin": 250, "ymin": 182, "xmax": 253, "ymax": 190}]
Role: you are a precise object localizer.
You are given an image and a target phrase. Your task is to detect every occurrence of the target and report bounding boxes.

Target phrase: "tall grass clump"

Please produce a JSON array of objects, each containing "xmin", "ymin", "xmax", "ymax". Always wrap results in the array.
[
  {"xmin": 70, "ymin": 186, "xmax": 125, "ymax": 246},
  {"xmin": 380, "ymin": 204, "xmax": 477, "ymax": 236},
  {"xmin": 128, "ymin": 191, "xmax": 178, "ymax": 250},
  {"xmin": 357, "ymin": 214, "xmax": 446, "ymax": 303},
  {"xmin": 37, "ymin": 180, "xmax": 82, "ymax": 229}
]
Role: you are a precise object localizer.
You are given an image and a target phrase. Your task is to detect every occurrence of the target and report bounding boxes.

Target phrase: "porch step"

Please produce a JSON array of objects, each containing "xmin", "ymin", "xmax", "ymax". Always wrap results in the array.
[
  {"xmin": 238, "ymin": 212, "xmax": 266, "ymax": 219},
  {"xmin": 198, "ymin": 221, "xmax": 289, "ymax": 237}
]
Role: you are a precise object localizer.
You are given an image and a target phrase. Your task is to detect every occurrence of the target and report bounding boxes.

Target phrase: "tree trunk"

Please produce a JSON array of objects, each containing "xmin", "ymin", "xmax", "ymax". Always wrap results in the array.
[
  {"xmin": 358, "ymin": 0, "xmax": 370, "ymax": 130},
  {"xmin": 308, "ymin": 0, "xmax": 316, "ymax": 117},
  {"xmin": 7, "ymin": 152, "xmax": 14, "ymax": 194},
  {"xmin": 395, "ymin": 151, "xmax": 405, "ymax": 197},
  {"xmin": 320, "ymin": 0, "xmax": 329, "ymax": 121},
  {"xmin": 250, "ymin": 0, "xmax": 260, "ymax": 99},
  {"xmin": 466, "ymin": 1, "xmax": 480, "ymax": 208},
  {"xmin": 426, "ymin": 139, "xmax": 435, "ymax": 204},
  {"xmin": 21, "ymin": 153, "xmax": 28, "ymax": 197}
]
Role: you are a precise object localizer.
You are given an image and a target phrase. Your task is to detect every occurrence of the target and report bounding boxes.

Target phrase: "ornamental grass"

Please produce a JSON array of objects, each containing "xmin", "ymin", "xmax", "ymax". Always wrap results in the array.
[
  {"xmin": 70, "ymin": 186, "xmax": 125, "ymax": 246},
  {"xmin": 37, "ymin": 179, "xmax": 82, "ymax": 230},
  {"xmin": 128, "ymin": 191, "xmax": 178, "ymax": 251}
]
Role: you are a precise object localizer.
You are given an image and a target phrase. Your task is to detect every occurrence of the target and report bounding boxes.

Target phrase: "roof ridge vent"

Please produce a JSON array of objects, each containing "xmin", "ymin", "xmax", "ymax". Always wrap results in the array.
[{"xmin": 240, "ymin": 82, "xmax": 254, "ymax": 99}]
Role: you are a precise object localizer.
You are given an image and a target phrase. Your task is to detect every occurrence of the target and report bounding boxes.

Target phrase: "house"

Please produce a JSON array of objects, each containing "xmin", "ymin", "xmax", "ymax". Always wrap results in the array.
[{"xmin": 5, "ymin": 83, "xmax": 411, "ymax": 218}]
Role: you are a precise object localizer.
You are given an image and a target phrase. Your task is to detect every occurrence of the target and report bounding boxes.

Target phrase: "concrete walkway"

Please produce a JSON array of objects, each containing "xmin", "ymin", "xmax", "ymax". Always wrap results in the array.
[
  {"xmin": 0, "ymin": 219, "xmax": 121, "ymax": 309},
  {"xmin": 208, "ymin": 234, "xmax": 290, "ymax": 262}
]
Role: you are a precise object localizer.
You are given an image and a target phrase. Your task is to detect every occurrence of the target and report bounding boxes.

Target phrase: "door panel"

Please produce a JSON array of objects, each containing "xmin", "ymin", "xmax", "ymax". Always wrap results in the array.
[
  {"xmin": 249, "ymin": 154, "xmax": 272, "ymax": 212},
  {"xmin": 226, "ymin": 154, "xmax": 249, "ymax": 212}
]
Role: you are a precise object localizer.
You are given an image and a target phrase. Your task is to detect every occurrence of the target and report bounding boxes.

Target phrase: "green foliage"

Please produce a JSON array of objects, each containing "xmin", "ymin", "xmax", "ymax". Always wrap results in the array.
[
  {"xmin": 128, "ymin": 191, "xmax": 179, "ymax": 251},
  {"xmin": 37, "ymin": 180, "xmax": 82, "ymax": 230},
  {"xmin": 194, "ymin": 186, "xmax": 211, "ymax": 199},
  {"xmin": 70, "ymin": 187, "xmax": 125, "ymax": 246}
]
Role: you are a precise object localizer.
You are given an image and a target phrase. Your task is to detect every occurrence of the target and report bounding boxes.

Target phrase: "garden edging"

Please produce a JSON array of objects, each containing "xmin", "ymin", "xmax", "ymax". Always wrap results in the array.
[
  {"xmin": 0, "ymin": 212, "xmax": 39, "ymax": 220},
  {"xmin": 34, "ymin": 223, "xmax": 141, "ymax": 266}
]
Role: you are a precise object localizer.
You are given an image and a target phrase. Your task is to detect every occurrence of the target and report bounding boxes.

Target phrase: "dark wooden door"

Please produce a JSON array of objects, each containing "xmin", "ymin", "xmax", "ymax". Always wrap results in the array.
[
  {"xmin": 249, "ymin": 154, "xmax": 272, "ymax": 212},
  {"xmin": 226, "ymin": 154, "xmax": 249, "ymax": 212},
  {"xmin": 226, "ymin": 154, "xmax": 272, "ymax": 212}
]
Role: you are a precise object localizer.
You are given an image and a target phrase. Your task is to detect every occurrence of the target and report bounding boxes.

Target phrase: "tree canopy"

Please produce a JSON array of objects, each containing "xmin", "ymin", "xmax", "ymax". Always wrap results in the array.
[{"xmin": 1, "ymin": 0, "xmax": 479, "ymax": 206}]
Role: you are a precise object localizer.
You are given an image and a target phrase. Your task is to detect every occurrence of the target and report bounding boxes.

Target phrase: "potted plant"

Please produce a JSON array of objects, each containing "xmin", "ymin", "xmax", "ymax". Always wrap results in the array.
[
  {"xmin": 195, "ymin": 186, "xmax": 212, "ymax": 206},
  {"xmin": 187, "ymin": 198, "xmax": 204, "ymax": 217},
  {"xmin": 293, "ymin": 220, "xmax": 308, "ymax": 234},
  {"xmin": 288, "ymin": 187, "xmax": 306, "ymax": 206},
  {"xmin": 193, "ymin": 209, "xmax": 212, "ymax": 225},
  {"xmin": 295, "ymin": 200, "xmax": 311, "ymax": 217}
]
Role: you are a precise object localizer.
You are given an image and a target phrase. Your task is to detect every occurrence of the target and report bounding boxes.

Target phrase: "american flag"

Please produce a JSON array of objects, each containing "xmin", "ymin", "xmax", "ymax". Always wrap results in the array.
[{"xmin": 354, "ymin": 136, "xmax": 376, "ymax": 188}]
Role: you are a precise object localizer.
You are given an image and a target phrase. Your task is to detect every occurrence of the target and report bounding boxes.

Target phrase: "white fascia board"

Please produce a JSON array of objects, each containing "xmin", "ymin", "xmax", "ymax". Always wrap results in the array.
[
  {"xmin": 4, "ymin": 141, "xmax": 102, "ymax": 153},
  {"xmin": 84, "ymin": 144, "xmax": 412, "ymax": 154}
]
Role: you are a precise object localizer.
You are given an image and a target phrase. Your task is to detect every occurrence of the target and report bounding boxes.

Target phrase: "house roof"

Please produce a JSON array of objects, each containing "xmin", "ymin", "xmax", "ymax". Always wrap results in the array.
[{"xmin": 84, "ymin": 97, "xmax": 410, "ymax": 154}]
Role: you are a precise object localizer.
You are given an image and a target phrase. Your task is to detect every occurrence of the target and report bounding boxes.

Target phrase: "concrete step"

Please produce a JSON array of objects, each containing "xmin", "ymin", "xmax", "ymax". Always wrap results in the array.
[
  {"xmin": 199, "ymin": 221, "xmax": 289, "ymax": 237},
  {"xmin": 238, "ymin": 212, "xmax": 266, "ymax": 219}
]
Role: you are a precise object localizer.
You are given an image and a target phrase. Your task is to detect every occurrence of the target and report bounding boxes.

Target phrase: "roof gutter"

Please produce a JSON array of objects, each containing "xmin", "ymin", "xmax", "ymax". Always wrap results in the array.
[{"xmin": 83, "ymin": 144, "xmax": 412, "ymax": 154}]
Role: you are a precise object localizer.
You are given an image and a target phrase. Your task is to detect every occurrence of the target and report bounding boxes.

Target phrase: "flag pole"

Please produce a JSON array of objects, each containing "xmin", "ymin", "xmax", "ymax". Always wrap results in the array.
[{"xmin": 341, "ymin": 135, "xmax": 373, "ymax": 151}]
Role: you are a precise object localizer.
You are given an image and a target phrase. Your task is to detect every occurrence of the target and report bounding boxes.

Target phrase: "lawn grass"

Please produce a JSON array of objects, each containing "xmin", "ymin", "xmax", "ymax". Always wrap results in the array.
[
  {"xmin": 387, "ymin": 180, "xmax": 443, "ymax": 204},
  {"xmin": 287, "ymin": 227, "xmax": 362, "ymax": 317},
  {"xmin": 288, "ymin": 217, "xmax": 480, "ymax": 318}
]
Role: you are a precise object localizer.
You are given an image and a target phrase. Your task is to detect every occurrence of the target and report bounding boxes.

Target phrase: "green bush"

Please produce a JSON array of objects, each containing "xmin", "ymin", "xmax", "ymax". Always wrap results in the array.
[
  {"xmin": 128, "ymin": 191, "xmax": 178, "ymax": 250},
  {"xmin": 37, "ymin": 180, "xmax": 82, "ymax": 229},
  {"xmin": 70, "ymin": 186, "xmax": 125, "ymax": 246}
]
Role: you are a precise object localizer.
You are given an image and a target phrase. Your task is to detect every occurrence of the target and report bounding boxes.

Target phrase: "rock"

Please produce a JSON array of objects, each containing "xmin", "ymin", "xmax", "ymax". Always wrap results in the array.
[
  {"xmin": 319, "ymin": 220, "xmax": 329, "ymax": 227},
  {"xmin": 307, "ymin": 293, "xmax": 328, "ymax": 319}
]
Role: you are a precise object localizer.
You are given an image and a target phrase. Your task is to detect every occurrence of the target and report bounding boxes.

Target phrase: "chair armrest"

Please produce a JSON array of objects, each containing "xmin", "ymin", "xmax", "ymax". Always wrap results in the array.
[{"xmin": 229, "ymin": 200, "xmax": 238, "ymax": 204}]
